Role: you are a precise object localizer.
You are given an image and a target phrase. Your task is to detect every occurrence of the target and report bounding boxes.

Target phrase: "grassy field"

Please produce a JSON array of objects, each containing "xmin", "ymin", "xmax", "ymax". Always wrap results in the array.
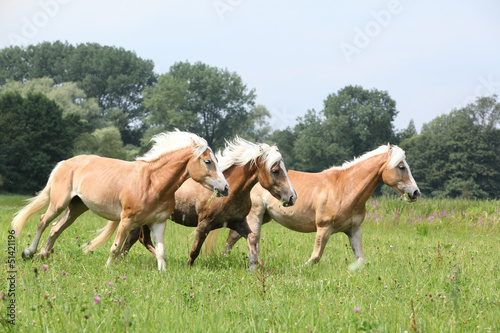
[{"xmin": 1, "ymin": 194, "xmax": 499, "ymax": 332}]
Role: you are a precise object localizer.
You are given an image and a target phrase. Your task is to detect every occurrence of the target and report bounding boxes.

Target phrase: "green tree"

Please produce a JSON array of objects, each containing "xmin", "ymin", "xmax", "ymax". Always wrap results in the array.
[
  {"xmin": 289, "ymin": 85, "xmax": 399, "ymax": 172},
  {"xmin": 143, "ymin": 61, "xmax": 256, "ymax": 150},
  {"xmin": 240, "ymin": 104, "xmax": 272, "ymax": 143},
  {"xmin": 268, "ymin": 127, "xmax": 297, "ymax": 170},
  {"xmin": 0, "ymin": 41, "xmax": 157, "ymax": 144},
  {"xmin": 1, "ymin": 77, "xmax": 100, "ymax": 126},
  {"xmin": 73, "ymin": 126, "xmax": 137, "ymax": 161},
  {"xmin": 142, "ymin": 74, "xmax": 196, "ymax": 135},
  {"xmin": 401, "ymin": 96, "xmax": 500, "ymax": 199},
  {"xmin": 396, "ymin": 119, "xmax": 418, "ymax": 143},
  {"xmin": 291, "ymin": 109, "xmax": 350, "ymax": 172},
  {"xmin": 323, "ymin": 85, "xmax": 398, "ymax": 157},
  {"xmin": 0, "ymin": 92, "xmax": 75, "ymax": 194}
]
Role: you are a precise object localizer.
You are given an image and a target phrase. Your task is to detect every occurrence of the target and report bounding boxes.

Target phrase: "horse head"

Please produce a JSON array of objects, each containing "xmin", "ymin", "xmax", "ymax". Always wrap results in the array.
[
  {"xmin": 188, "ymin": 147, "xmax": 229, "ymax": 197},
  {"xmin": 256, "ymin": 144, "xmax": 297, "ymax": 207},
  {"xmin": 381, "ymin": 143, "xmax": 420, "ymax": 202}
]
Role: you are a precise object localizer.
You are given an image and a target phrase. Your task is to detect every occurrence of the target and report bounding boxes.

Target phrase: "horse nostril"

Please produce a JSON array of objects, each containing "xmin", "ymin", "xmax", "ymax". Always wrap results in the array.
[
  {"xmin": 413, "ymin": 190, "xmax": 420, "ymax": 198},
  {"xmin": 223, "ymin": 185, "xmax": 229, "ymax": 196}
]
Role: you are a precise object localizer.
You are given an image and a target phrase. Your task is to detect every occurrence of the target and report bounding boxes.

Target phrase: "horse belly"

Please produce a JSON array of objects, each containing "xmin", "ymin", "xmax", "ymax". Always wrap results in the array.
[
  {"xmin": 79, "ymin": 197, "xmax": 122, "ymax": 221},
  {"xmin": 267, "ymin": 205, "xmax": 317, "ymax": 233},
  {"xmin": 71, "ymin": 158, "xmax": 130, "ymax": 221}
]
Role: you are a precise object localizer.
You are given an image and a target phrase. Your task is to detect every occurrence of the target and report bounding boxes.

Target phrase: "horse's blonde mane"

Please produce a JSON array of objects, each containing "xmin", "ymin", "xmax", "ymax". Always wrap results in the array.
[
  {"xmin": 216, "ymin": 137, "xmax": 282, "ymax": 172},
  {"xmin": 137, "ymin": 130, "xmax": 208, "ymax": 162},
  {"xmin": 328, "ymin": 145, "xmax": 406, "ymax": 171}
]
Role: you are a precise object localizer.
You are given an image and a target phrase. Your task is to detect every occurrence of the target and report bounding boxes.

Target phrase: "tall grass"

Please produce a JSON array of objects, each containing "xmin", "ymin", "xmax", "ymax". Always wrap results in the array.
[{"xmin": 1, "ymin": 195, "xmax": 499, "ymax": 332}]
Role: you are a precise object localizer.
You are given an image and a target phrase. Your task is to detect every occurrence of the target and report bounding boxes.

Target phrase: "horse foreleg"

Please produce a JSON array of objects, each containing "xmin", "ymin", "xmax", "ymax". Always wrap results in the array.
[
  {"xmin": 106, "ymin": 221, "xmax": 133, "ymax": 267},
  {"xmin": 150, "ymin": 222, "xmax": 166, "ymax": 271},
  {"xmin": 305, "ymin": 225, "xmax": 333, "ymax": 265},
  {"xmin": 140, "ymin": 225, "xmax": 157, "ymax": 256},
  {"xmin": 122, "ymin": 225, "xmax": 157, "ymax": 257},
  {"xmin": 345, "ymin": 226, "xmax": 365, "ymax": 271},
  {"xmin": 187, "ymin": 222, "xmax": 210, "ymax": 266}
]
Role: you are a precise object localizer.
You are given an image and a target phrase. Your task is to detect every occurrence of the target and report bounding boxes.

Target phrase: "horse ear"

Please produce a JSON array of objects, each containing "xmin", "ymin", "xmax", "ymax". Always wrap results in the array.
[
  {"xmin": 190, "ymin": 138, "xmax": 197, "ymax": 147},
  {"xmin": 387, "ymin": 142, "xmax": 392, "ymax": 151}
]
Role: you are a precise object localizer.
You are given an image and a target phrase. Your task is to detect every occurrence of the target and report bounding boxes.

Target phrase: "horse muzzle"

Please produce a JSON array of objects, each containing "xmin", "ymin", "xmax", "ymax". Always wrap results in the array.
[
  {"xmin": 216, "ymin": 184, "xmax": 230, "ymax": 197},
  {"xmin": 281, "ymin": 191, "xmax": 297, "ymax": 207},
  {"xmin": 405, "ymin": 187, "xmax": 420, "ymax": 202}
]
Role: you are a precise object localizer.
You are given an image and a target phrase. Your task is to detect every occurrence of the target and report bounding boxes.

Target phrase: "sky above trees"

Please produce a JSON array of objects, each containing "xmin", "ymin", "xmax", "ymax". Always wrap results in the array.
[{"xmin": 1, "ymin": 0, "xmax": 499, "ymax": 132}]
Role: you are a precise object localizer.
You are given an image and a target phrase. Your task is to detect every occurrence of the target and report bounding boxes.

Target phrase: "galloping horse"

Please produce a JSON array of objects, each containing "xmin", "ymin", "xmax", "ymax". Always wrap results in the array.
[
  {"xmin": 117, "ymin": 137, "xmax": 297, "ymax": 269},
  {"xmin": 12, "ymin": 130, "xmax": 229, "ymax": 271},
  {"xmin": 220, "ymin": 144, "xmax": 420, "ymax": 270}
]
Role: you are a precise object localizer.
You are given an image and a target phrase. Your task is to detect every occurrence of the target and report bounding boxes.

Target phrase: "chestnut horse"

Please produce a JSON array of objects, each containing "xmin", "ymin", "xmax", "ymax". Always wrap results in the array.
[
  {"xmin": 12, "ymin": 130, "xmax": 229, "ymax": 271},
  {"xmin": 118, "ymin": 137, "xmax": 297, "ymax": 269},
  {"xmin": 219, "ymin": 144, "xmax": 420, "ymax": 270}
]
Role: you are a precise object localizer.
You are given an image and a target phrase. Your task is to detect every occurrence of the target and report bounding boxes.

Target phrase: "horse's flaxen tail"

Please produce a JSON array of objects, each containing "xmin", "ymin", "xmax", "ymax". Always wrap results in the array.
[
  {"xmin": 186, "ymin": 229, "xmax": 221, "ymax": 255},
  {"xmin": 204, "ymin": 229, "xmax": 221, "ymax": 254},
  {"xmin": 11, "ymin": 163, "xmax": 60, "ymax": 236},
  {"xmin": 83, "ymin": 221, "xmax": 120, "ymax": 253}
]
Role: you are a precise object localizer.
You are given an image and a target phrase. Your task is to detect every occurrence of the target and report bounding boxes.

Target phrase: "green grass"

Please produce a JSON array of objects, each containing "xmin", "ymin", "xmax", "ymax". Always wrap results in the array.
[{"xmin": 1, "ymin": 195, "xmax": 499, "ymax": 332}]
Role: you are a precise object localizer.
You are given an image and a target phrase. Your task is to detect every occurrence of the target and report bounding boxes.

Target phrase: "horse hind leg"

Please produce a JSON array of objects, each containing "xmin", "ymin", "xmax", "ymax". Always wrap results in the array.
[
  {"xmin": 224, "ymin": 203, "xmax": 267, "ymax": 257},
  {"xmin": 223, "ymin": 230, "xmax": 242, "ymax": 255},
  {"xmin": 345, "ymin": 226, "xmax": 365, "ymax": 271},
  {"xmin": 22, "ymin": 197, "xmax": 71, "ymax": 259},
  {"xmin": 228, "ymin": 218, "xmax": 259, "ymax": 271},
  {"xmin": 39, "ymin": 197, "xmax": 88, "ymax": 258},
  {"xmin": 106, "ymin": 220, "xmax": 134, "ymax": 267}
]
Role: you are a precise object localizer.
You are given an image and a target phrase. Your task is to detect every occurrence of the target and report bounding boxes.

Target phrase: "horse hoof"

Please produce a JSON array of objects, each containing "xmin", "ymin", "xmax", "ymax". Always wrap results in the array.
[
  {"xmin": 22, "ymin": 249, "xmax": 33, "ymax": 260},
  {"xmin": 348, "ymin": 261, "xmax": 364, "ymax": 271}
]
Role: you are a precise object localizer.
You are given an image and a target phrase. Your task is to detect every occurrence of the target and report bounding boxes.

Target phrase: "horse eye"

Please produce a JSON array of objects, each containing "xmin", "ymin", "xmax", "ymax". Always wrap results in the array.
[
  {"xmin": 271, "ymin": 169, "xmax": 279, "ymax": 174},
  {"xmin": 204, "ymin": 159, "xmax": 212, "ymax": 165},
  {"xmin": 398, "ymin": 163, "xmax": 405, "ymax": 170}
]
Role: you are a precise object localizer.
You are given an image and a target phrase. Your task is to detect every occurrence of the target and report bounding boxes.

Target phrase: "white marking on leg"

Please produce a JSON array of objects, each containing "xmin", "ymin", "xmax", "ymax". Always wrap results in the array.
[{"xmin": 151, "ymin": 222, "xmax": 167, "ymax": 271}]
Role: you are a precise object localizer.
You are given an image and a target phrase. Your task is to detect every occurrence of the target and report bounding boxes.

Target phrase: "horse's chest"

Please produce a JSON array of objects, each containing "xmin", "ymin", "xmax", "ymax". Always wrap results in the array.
[
  {"xmin": 134, "ymin": 197, "xmax": 174, "ymax": 223},
  {"xmin": 210, "ymin": 198, "xmax": 252, "ymax": 224},
  {"xmin": 334, "ymin": 213, "xmax": 365, "ymax": 232}
]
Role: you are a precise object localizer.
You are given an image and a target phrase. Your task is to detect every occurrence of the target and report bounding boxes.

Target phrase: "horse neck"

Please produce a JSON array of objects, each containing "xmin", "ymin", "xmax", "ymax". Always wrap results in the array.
[
  {"xmin": 334, "ymin": 153, "xmax": 388, "ymax": 209},
  {"xmin": 147, "ymin": 148, "xmax": 193, "ymax": 196},
  {"xmin": 223, "ymin": 163, "xmax": 259, "ymax": 199}
]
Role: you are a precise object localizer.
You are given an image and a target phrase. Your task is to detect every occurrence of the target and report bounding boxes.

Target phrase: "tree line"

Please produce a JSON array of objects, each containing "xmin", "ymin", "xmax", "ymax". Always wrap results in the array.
[{"xmin": 0, "ymin": 41, "xmax": 498, "ymax": 198}]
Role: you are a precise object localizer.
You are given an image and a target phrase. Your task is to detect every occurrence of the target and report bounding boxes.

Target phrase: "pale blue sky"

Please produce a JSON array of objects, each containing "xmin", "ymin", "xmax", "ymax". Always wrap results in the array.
[{"xmin": 2, "ymin": 0, "xmax": 500, "ymax": 132}]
